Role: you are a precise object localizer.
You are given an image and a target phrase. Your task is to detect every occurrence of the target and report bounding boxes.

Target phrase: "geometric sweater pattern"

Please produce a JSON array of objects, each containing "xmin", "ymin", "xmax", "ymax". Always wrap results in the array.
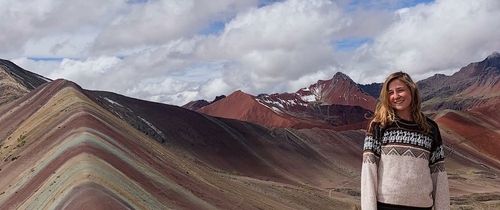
[{"xmin": 361, "ymin": 117, "xmax": 450, "ymax": 210}]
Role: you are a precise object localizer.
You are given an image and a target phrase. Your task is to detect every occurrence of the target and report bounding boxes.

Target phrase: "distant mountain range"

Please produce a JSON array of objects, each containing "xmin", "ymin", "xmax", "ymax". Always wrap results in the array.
[
  {"xmin": 0, "ymin": 53, "xmax": 499, "ymax": 209},
  {"xmin": 418, "ymin": 52, "xmax": 500, "ymax": 111},
  {"xmin": 184, "ymin": 52, "xmax": 500, "ymax": 129},
  {"xmin": 185, "ymin": 72, "xmax": 377, "ymax": 130}
]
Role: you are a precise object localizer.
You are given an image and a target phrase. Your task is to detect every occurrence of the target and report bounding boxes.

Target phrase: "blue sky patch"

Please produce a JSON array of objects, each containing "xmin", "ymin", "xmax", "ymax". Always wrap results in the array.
[
  {"xmin": 28, "ymin": 57, "xmax": 65, "ymax": 62},
  {"xmin": 398, "ymin": 0, "xmax": 434, "ymax": 8},
  {"xmin": 335, "ymin": 37, "xmax": 373, "ymax": 51},
  {"xmin": 258, "ymin": 0, "xmax": 284, "ymax": 8},
  {"xmin": 126, "ymin": 0, "xmax": 148, "ymax": 4},
  {"xmin": 346, "ymin": 0, "xmax": 434, "ymax": 11},
  {"xmin": 200, "ymin": 21, "xmax": 226, "ymax": 35}
]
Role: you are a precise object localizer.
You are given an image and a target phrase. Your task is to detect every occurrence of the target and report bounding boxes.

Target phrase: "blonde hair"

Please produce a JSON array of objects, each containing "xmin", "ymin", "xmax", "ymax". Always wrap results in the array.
[{"xmin": 368, "ymin": 71, "xmax": 430, "ymax": 133}]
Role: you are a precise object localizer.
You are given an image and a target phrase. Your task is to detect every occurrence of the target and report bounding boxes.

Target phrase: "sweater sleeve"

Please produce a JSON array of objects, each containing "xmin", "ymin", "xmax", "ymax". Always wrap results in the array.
[
  {"xmin": 361, "ymin": 124, "xmax": 381, "ymax": 210},
  {"xmin": 429, "ymin": 123, "xmax": 450, "ymax": 210}
]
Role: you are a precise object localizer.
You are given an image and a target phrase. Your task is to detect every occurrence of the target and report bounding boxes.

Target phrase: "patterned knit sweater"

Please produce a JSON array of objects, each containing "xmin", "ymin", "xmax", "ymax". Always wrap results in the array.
[{"xmin": 361, "ymin": 117, "xmax": 450, "ymax": 210}]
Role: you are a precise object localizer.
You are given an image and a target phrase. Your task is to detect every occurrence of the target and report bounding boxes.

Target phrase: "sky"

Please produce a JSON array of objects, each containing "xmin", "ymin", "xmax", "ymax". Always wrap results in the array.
[{"xmin": 2, "ymin": 0, "xmax": 500, "ymax": 105}]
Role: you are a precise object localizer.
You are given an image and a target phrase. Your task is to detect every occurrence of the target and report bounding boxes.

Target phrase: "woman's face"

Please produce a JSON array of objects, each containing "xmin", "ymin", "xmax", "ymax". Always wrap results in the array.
[{"xmin": 388, "ymin": 79, "xmax": 412, "ymax": 116}]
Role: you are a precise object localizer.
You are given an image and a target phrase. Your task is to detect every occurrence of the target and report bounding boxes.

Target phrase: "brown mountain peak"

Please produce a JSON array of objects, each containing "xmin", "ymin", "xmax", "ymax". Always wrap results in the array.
[
  {"xmin": 229, "ymin": 89, "xmax": 253, "ymax": 97},
  {"xmin": 198, "ymin": 89, "xmax": 256, "ymax": 118},
  {"xmin": 332, "ymin": 72, "xmax": 354, "ymax": 83},
  {"xmin": 302, "ymin": 72, "xmax": 376, "ymax": 110}
]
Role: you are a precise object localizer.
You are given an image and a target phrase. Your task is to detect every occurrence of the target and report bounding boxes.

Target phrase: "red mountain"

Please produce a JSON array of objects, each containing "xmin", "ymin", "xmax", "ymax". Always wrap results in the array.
[
  {"xmin": 197, "ymin": 90, "xmax": 331, "ymax": 128},
  {"xmin": 435, "ymin": 102, "xmax": 500, "ymax": 166},
  {"xmin": 196, "ymin": 72, "xmax": 375, "ymax": 129},
  {"xmin": 296, "ymin": 72, "xmax": 376, "ymax": 111}
]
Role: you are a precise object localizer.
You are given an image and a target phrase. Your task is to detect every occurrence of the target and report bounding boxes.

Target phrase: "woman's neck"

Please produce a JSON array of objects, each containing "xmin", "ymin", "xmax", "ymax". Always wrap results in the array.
[{"xmin": 396, "ymin": 111, "xmax": 413, "ymax": 122}]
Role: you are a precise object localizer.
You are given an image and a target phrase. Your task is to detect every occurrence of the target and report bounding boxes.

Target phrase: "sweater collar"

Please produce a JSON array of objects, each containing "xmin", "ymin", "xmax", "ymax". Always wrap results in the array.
[{"xmin": 394, "ymin": 116, "xmax": 417, "ymax": 126}]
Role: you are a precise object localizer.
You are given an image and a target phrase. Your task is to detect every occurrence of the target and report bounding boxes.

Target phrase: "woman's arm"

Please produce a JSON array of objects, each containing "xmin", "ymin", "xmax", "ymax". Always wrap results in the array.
[
  {"xmin": 429, "ymin": 122, "xmax": 450, "ymax": 210},
  {"xmin": 361, "ymin": 124, "xmax": 381, "ymax": 210}
]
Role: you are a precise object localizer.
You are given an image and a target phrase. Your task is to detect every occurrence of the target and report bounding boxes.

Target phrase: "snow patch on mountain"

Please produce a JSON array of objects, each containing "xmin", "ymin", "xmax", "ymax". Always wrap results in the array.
[
  {"xmin": 300, "ymin": 94, "xmax": 316, "ymax": 102},
  {"xmin": 104, "ymin": 97, "xmax": 124, "ymax": 107},
  {"xmin": 138, "ymin": 116, "xmax": 166, "ymax": 139}
]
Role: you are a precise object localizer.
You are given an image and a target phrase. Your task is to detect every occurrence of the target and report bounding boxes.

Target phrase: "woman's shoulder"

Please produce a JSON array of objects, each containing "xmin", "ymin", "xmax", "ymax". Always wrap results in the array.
[
  {"xmin": 424, "ymin": 116, "xmax": 443, "ymax": 144},
  {"xmin": 425, "ymin": 116, "xmax": 439, "ymax": 130},
  {"xmin": 367, "ymin": 121, "xmax": 385, "ymax": 139}
]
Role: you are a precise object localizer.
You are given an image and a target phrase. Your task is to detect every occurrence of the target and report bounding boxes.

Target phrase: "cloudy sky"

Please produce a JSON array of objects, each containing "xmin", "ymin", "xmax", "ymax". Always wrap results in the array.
[{"xmin": 2, "ymin": 0, "xmax": 500, "ymax": 105}]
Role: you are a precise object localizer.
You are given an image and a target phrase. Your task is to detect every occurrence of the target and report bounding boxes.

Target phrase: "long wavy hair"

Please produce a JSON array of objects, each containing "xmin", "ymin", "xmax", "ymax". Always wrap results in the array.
[{"xmin": 368, "ymin": 71, "xmax": 430, "ymax": 134}]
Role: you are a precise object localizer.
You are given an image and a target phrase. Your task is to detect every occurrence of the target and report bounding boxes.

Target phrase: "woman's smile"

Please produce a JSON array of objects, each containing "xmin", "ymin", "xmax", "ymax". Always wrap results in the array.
[{"xmin": 388, "ymin": 79, "xmax": 412, "ymax": 120}]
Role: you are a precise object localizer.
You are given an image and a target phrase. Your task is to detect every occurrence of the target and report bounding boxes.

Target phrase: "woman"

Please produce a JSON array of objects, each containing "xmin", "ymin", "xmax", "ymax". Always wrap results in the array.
[{"xmin": 361, "ymin": 72, "xmax": 450, "ymax": 210}]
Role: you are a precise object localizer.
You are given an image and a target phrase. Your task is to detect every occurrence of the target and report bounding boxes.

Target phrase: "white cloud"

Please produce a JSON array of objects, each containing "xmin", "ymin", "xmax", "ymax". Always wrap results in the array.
[
  {"xmin": 350, "ymin": 0, "xmax": 500, "ymax": 83},
  {"xmin": 5, "ymin": 0, "xmax": 500, "ymax": 106},
  {"xmin": 17, "ymin": 55, "xmax": 202, "ymax": 105},
  {"xmin": 335, "ymin": 5, "xmax": 395, "ymax": 40},
  {"xmin": 286, "ymin": 69, "xmax": 336, "ymax": 91},
  {"xmin": 23, "ymin": 33, "xmax": 97, "ymax": 58},
  {"xmin": 0, "ymin": 0, "xmax": 125, "ymax": 58},
  {"xmin": 199, "ymin": 78, "xmax": 232, "ymax": 100},
  {"xmin": 49, "ymin": 57, "xmax": 122, "ymax": 82},
  {"xmin": 10, "ymin": 57, "xmax": 60, "ymax": 78},
  {"xmin": 196, "ymin": 0, "xmax": 348, "ymax": 94},
  {"xmin": 123, "ymin": 76, "xmax": 204, "ymax": 105},
  {"xmin": 92, "ymin": 0, "xmax": 258, "ymax": 54}
]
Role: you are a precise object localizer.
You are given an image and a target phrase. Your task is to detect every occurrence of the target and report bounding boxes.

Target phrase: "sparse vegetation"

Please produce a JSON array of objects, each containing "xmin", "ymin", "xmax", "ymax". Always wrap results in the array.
[
  {"xmin": 16, "ymin": 134, "xmax": 27, "ymax": 148},
  {"xmin": 11, "ymin": 156, "xmax": 19, "ymax": 161}
]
